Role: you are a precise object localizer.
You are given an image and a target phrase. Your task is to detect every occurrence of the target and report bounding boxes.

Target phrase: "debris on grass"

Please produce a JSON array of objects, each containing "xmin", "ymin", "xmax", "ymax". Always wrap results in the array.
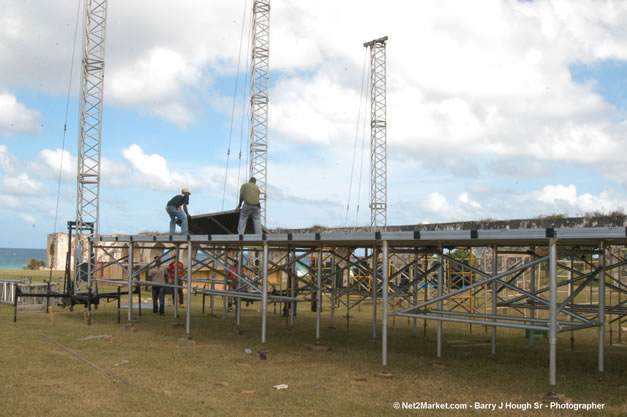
[
  {"xmin": 78, "ymin": 335, "xmax": 112, "ymax": 341},
  {"xmin": 177, "ymin": 336, "xmax": 196, "ymax": 346},
  {"xmin": 448, "ymin": 339, "xmax": 490, "ymax": 348},
  {"xmin": 304, "ymin": 343, "xmax": 330, "ymax": 352},
  {"xmin": 245, "ymin": 348, "xmax": 253, "ymax": 354},
  {"xmin": 113, "ymin": 360, "xmax": 129, "ymax": 367},
  {"xmin": 273, "ymin": 384, "xmax": 288, "ymax": 390},
  {"xmin": 542, "ymin": 392, "xmax": 566, "ymax": 403},
  {"xmin": 376, "ymin": 371, "xmax": 393, "ymax": 379},
  {"xmin": 216, "ymin": 381, "xmax": 230, "ymax": 387},
  {"xmin": 229, "ymin": 328, "xmax": 244, "ymax": 336},
  {"xmin": 124, "ymin": 323, "xmax": 137, "ymax": 332},
  {"xmin": 257, "ymin": 350, "xmax": 267, "ymax": 360},
  {"xmin": 240, "ymin": 390, "xmax": 256, "ymax": 396},
  {"xmin": 5, "ymin": 384, "xmax": 16, "ymax": 389}
]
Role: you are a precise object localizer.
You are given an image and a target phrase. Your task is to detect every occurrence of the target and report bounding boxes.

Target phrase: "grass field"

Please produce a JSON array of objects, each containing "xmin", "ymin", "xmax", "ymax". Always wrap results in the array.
[{"xmin": 1, "ymin": 274, "xmax": 625, "ymax": 416}]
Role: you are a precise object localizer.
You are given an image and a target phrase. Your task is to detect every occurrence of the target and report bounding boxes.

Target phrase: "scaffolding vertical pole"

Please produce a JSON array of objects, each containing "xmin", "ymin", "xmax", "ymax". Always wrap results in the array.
[
  {"xmin": 491, "ymin": 246, "xmax": 497, "ymax": 355},
  {"xmin": 289, "ymin": 250, "xmax": 295, "ymax": 328},
  {"xmin": 620, "ymin": 249, "xmax": 623, "ymax": 344},
  {"xmin": 569, "ymin": 257, "xmax": 574, "ymax": 351},
  {"xmin": 261, "ymin": 243, "xmax": 268, "ymax": 344},
  {"xmin": 599, "ymin": 241, "xmax": 605, "ymax": 373},
  {"xmin": 424, "ymin": 254, "xmax": 428, "ymax": 337},
  {"xmin": 210, "ymin": 257, "xmax": 215, "ymax": 315},
  {"xmin": 549, "ymin": 240, "xmax": 558, "ymax": 386},
  {"xmin": 437, "ymin": 248, "xmax": 443, "ymax": 358},
  {"xmin": 127, "ymin": 242, "xmax": 133, "ymax": 322},
  {"xmin": 372, "ymin": 246, "xmax": 378, "ymax": 338},
  {"xmin": 249, "ymin": 0, "xmax": 271, "ymax": 226},
  {"xmin": 529, "ymin": 247, "xmax": 536, "ymax": 348},
  {"xmin": 330, "ymin": 253, "xmax": 336, "ymax": 327},
  {"xmin": 74, "ymin": 0, "xmax": 108, "ymax": 292},
  {"xmin": 222, "ymin": 251, "xmax": 227, "ymax": 319},
  {"xmin": 237, "ymin": 248, "xmax": 242, "ymax": 327},
  {"xmin": 316, "ymin": 246, "xmax": 322, "ymax": 341},
  {"xmin": 185, "ymin": 243, "xmax": 192, "ymax": 335},
  {"xmin": 364, "ymin": 36, "xmax": 388, "ymax": 230},
  {"xmin": 174, "ymin": 246, "xmax": 179, "ymax": 319},
  {"xmin": 87, "ymin": 239, "xmax": 93, "ymax": 325},
  {"xmin": 382, "ymin": 241, "xmax": 389, "ymax": 367},
  {"xmin": 412, "ymin": 251, "xmax": 418, "ymax": 336}
]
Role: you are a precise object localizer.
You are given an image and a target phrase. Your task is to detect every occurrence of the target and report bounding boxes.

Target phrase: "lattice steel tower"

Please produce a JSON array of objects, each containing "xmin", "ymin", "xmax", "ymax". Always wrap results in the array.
[
  {"xmin": 249, "ymin": 0, "xmax": 271, "ymax": 226},
  {"xmin": 74, "ymin": 0, "xmax": 108, "ymax": 290},
  {"xmin": 364, "ymin": 36, "xmax": 388, "ymax": 230}
]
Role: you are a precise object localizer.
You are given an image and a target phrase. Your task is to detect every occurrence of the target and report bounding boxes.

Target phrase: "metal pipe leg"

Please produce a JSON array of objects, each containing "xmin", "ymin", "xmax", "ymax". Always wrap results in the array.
[
  {"xmin": 549, "ymin": 240, "xmax": 558, "ymax": 386},
  {"xmin": 261, "ymin": 243, "xmax": 268, "ymax": 344},
  {"xmin": 529, "ymin": 247, "xmax": 536, "ymax": 348},
  {"xmin": 372, "ymin": 247, "xmax": 378, "ymax": 339},
  {"xmin": 599, "ymin": 242, "xmax": 605, "ymax": 373},
  {"xmin": 437, "ymin": 249, "xmax": 443, "ymax": 358},
  {"xmin": 491, "ymin": 246, "xmax": 497, "ymax": 356},
  {"xmin": 128, "ymin": 243, "xmax": 133, "ymax": 322},
  {"xmin": 236, "ymin": 248, "xmax": 242, "ymax": 327},
  {"xmin": 185, "ymin": 244, "xmax": 192, "ymax": 335},
  {"xmin": 316, "ymin": 247, "xmax": 322, "ymax": 341},
  {"xmin": 382, "ymin": 241, "xmax": 389, "ymax": 367}
]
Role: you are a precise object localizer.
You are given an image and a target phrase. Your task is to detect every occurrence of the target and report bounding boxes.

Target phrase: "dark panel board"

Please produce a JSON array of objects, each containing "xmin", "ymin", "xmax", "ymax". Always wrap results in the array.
[{"xmin": 180, "ymin": 210, "xmax": 262, "ymax": 235}]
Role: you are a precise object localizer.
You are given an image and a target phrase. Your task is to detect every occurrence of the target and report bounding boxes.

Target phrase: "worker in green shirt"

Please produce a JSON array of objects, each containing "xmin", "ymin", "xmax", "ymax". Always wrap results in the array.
[{"xmin": 237, "ymin": 177, "xmax": 262, "ymax": 235}]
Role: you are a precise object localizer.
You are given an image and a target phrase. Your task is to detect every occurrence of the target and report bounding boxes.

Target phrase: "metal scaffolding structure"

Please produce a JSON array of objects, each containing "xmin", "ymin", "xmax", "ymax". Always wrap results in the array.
[
  {"xmin": 78, "ymin": 226, "xmax": 626, "ymax": 386},
  {"xmin": 249, "ymin": 0, "xmax": 271, "ymax": 226},
  {"xmin": 364, "ymin": 36, "xmax": 388, "ymax": 230},
  {"xmin": 74, "ymin": 0, "xmax": 109, "ymax": 292}
]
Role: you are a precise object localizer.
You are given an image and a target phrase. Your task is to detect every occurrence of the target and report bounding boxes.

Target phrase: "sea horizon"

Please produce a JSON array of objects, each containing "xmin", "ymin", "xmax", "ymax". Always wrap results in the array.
[{"xmin": 0, "ymin": 247, "xmax": 47, "ymax": 270}]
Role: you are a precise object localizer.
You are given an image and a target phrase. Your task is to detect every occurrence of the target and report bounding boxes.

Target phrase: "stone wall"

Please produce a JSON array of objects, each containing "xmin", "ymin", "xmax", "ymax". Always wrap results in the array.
[{"xmin": 271, "ymin": 215, "xmax": 627, "ymax": 234}]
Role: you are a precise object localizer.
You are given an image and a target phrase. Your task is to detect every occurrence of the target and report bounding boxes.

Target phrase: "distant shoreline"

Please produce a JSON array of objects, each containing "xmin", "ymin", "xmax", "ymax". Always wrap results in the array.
[{"xmin": 0, "ymin": 248, "xmax": 47, "ymax": 271}]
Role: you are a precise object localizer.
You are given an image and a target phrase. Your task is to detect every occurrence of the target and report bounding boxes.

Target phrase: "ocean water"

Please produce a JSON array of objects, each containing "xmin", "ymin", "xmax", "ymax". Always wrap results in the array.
[{"xmin": 0, "ymin": 248, "xmax": 47, "ymax": 270}]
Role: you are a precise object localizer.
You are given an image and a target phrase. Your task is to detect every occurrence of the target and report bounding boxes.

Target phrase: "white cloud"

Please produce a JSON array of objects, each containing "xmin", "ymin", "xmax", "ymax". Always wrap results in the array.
[
  {"xmin": 0, "ymin": 93, "xmax": 43, "ymax": 135},
  {"xmin": 101, "ymin": 158, "xmax": 132, "ymax": 186},
  {"xmin": 121, "ymin": 144, "xmax": 220, "ymax": 192},
  {"xmin": 0, "ymin": 194, "xmax": 21, "ymax": 209},
  {"xmin": 29, "ymin": 148, "xmax": 76, "ymax": 181},
  {"xmin": 271, "ymin": 74, "xmax": 360, "ymax": 144},
  {"xmin": 0, "ymin": 144, "xmax": 21, "ymax": 175},
  {"xmin": 488, "ymin": 158, "xmax": 552, "ymax": 177},
  {"xmin": 0, "ymin": 173, "xmax": 47, "ymax": 195},
  {"xmin": 19, "ymin": 213, "xmax": 37, "ymax": 227},
  {"xmin": 107, "ymin": 48, "xmax": 203, "ymax": 127},
  {"xmin": 529, "ymin": 184, "xmax": 622, "ymax": 214},
  {"xmin": 416, "ymin": 184, "xmax": 625, "ymax": 224},
  {"xmin": 420, "ymin": 191, "xmax": 484, "ymax": 222}
]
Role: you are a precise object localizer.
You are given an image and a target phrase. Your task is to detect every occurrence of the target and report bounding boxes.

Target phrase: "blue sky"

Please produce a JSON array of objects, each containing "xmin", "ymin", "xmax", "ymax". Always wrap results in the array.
[{"xmin": 2, "ymin": 0, "xmax": 627, "ymax": 248}]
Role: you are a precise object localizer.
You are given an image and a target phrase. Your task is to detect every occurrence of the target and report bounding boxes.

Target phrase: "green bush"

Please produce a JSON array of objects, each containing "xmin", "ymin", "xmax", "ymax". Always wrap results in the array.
[{"xmin": 24, "ymin": 258, "xmax": 45, "ymax": 270}]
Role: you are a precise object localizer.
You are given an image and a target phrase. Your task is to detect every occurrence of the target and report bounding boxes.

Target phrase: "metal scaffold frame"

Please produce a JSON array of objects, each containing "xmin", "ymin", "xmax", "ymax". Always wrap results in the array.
[
  {"xmin": 364, "ymin": 36, "xmax": 388, "ymax": 230},
  {"xmin": 77, "ymin": 226, "xmax": 626, "ymax": 386},
  {"xmin": 74, "ymin": 0, "xmax": 108, "ymax": 292},
  {"xmin": 249, "ymin": 0, "xmax": 271, "ymax": 226}
]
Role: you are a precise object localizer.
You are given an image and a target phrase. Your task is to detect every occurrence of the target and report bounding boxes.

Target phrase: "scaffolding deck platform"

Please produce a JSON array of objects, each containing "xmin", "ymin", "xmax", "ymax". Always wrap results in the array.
[{"xmin": 91, "ymin": 226, "xmax": 627, "ymax": 247}]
